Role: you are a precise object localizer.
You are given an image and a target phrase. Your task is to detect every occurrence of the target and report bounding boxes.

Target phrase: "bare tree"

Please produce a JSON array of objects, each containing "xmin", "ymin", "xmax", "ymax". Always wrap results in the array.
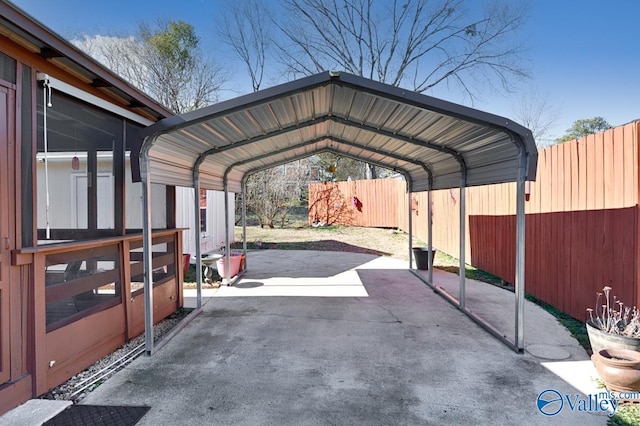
[
  {"xmin": 73, "ymin": 20, "xmax": 228, "ymax": 113},
  {"xmin": 511, "ymin": 89, "xmax": 560, "ymax": 147},
  {"xmin": 221, "ymin": 0, "xmax": 529, "ymax": 180},
  {"xmin": 245, "ymin": 160, "xmax": 313, "ymax": 228},
  {"xmin": 219, "ymin": 0, "xmax": 271, "ymax": 92},
  {"xmin": 274, "ymin": 0, "xmax": 529, "ymax": 100},
  {"xmin": 74, "ymin": 35, "xmax": 149, "ymax": 90}
]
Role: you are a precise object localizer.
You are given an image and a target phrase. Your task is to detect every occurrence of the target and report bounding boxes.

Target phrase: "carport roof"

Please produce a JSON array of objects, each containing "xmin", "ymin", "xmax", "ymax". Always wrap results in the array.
[{"xmin": 134, "ymin": 71, "xmax": 537, "ymax": 192}]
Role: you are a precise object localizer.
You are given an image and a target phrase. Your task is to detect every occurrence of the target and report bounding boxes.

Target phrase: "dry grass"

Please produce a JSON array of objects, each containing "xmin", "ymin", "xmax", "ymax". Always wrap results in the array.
[
  {"xmin": 233, "ymin": 224, "xmax": 434, "ymax": 262},
  {"xmin": 231, "ymin": 223, "xmax": 501, "ymax": 285}
]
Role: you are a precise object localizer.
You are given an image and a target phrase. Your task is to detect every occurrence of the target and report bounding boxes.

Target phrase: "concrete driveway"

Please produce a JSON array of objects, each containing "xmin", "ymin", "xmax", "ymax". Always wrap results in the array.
[{"xmin": 80, "ymin": 250, "xmax": 607, "ymax": 425}]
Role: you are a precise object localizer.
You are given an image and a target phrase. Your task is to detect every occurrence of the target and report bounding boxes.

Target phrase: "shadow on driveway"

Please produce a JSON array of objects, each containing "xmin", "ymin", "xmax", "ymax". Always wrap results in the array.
[{"xmin": 83, "ymin": 251, "xmax": 605, "ymax": 425}]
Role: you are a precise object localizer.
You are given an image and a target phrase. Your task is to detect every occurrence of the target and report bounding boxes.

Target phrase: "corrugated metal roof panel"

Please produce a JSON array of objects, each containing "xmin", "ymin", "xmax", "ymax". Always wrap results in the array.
[{"xmin": 136, "ymin": 72, "xmax": 537, "ymax": 193}]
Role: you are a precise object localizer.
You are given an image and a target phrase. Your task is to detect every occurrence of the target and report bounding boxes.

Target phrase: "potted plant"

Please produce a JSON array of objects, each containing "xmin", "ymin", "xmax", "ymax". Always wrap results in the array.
[
  {"xmin": 586, "ymin": 286, "xmax": 640, "ymax": 354},
  {"xmin": 412, "ymin": 246, "xmax": 436, "ymax": 270}
]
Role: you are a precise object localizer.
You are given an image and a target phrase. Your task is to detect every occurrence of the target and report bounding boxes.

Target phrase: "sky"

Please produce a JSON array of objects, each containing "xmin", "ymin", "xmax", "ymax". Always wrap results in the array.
[{"xmin": 8, "ymin": 0, "xmax": 640, "ymax": 144}]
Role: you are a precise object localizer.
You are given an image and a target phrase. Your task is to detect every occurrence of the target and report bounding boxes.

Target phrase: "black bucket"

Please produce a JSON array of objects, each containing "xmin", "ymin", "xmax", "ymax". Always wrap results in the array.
[{"xmin": 412, "ymin": 247, "xmax": 436, "ymax": 270}]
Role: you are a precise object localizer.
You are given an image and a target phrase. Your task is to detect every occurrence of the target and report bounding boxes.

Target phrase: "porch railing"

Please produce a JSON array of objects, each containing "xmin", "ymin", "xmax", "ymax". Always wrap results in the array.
[{"xmin": 11, "ymin": 228, "xmax": 184, "ymax": 396}]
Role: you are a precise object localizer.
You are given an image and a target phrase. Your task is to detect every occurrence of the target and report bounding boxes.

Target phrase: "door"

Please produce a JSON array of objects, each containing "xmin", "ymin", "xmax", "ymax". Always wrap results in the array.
[
  {"xmin": 0, "ymin": 84, "xmax": 12, "ymax": 384},
  {"xmin": 73, "ymin": 173, "xmax": 114, "ymax": 229}
]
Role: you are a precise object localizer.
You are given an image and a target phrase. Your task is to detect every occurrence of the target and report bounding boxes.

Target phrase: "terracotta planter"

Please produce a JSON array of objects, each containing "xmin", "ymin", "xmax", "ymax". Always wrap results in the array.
[
  {"xmin": 592, "ymin": 348, "xmax": 640, "ymax": 392},
  {"xmin": 216, "ymin": 254, "xmax": 243, "ymax": 278},
  {"xmin": 586, "ymin": 319, "xmax": 640, "ymax": 354},
  {"xmin": 182, "ymin": 253, "xmax": 191, "ymax": 273}
]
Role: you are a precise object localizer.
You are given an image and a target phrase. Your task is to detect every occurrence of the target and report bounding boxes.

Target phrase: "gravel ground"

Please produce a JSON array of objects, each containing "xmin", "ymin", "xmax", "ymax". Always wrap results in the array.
[{"xmin": 40, "ymin": 309, "xmax": 191, "ymax": 403}]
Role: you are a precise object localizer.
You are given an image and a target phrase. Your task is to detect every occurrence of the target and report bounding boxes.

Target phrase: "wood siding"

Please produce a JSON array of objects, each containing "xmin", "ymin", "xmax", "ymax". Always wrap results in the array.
[
  {"xmin": 3, "ymin": 230, "xmax": 184, "ymax": 410},
  {"xmin": 0, "ymin": 18, "xmax": 179, "ymax": 415},
  {"xmin": 308, "ymin": 122, "xmax": 640, "ymax": 321}
]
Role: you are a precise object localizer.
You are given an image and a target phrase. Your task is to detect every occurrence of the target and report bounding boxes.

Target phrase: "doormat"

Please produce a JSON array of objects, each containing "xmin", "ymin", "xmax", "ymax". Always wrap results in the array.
[{"xmin": 43, "ymin": 405, "xmax": 150, "ymax": 426}]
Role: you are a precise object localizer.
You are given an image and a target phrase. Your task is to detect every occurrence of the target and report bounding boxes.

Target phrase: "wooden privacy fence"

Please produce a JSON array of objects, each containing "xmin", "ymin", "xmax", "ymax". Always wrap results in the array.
[
  {"xmin": 308, "ymin": 121, "xmax": 640, "ymax": 321},
  {"xmin": 308, "ymin": 178, "xmax": 406, "ymax": 228}
]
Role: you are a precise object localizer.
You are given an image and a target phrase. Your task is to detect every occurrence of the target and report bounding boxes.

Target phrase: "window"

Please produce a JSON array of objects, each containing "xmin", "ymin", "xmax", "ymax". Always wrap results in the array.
[
  {"xmin": 0, "ymin": 52, "xmax": 16, "ymax": 84},
  {"xmin": 35, "ymin": 80, "xmax": 170, "ymax": 243},
  {"xmin": 200, "ymin": 189, "xmax": 207, "ymax": 233},
  {"xmin": 36, "ymin": 89, "xmax": 122, "ymax": 242}
]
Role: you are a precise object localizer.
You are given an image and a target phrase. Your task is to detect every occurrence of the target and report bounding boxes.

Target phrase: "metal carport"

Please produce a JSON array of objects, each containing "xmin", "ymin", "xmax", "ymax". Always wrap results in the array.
[{"xmin": 132, "ymin": 71, "xmax": 537, "ymax": 354}]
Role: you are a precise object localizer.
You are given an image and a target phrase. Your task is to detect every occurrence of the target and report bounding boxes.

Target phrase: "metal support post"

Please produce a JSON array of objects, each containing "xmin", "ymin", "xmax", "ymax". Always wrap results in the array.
[
  {"xmin": 193, "ymin": 170, "xmax": 203, "ymax": 309},
  {"xmin": 223, "ymin": 180, "xmax": 231, "ymax": 283},
  {"xmin": 427, "ymin": 189, "xmax": 433, "ymax": 284},
  {"xmin": 515, "ymin": 153, "xmax": 527, "ymax": 351},
  {"xmin": 408, "ymin": 189, "xmax": 413, "ymax": 269},
  {"xmin": 459, "ymin": 178, "xmax": 466, "ymax": 309},
  {"xmin": 242, "ymin": 180, "xmax": 247, "ymax": 270},
  {"xmin": 140, "ymin": 145, "xmax": 154, "ymax": 355}
]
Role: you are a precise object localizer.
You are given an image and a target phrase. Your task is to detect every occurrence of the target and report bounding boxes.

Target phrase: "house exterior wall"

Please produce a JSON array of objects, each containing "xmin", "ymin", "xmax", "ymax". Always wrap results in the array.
[
  {"xmin": 176, "ymin": 187, "xmax": 236, "ymax": 258},
  {"xmin": 0, "ymin": 5, "xmax": 190, "ymax": 414}
]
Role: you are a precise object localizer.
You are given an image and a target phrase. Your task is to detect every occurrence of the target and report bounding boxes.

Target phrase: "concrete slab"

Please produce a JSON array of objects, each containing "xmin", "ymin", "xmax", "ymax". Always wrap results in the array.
[
  {"xmin": 0, "ymin": 399, "xmax": 71, "ymax": 426},
  {"xmin": 77, "ymin": 250, "xmax": 608, "ymax": 425},
  {"xmin": 416, "ymin": 267, "xmax": 589, "ymax": 360},
  {"xmin": 183, "ymin": 288, "xmax": 219, "ymax": 309}
]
